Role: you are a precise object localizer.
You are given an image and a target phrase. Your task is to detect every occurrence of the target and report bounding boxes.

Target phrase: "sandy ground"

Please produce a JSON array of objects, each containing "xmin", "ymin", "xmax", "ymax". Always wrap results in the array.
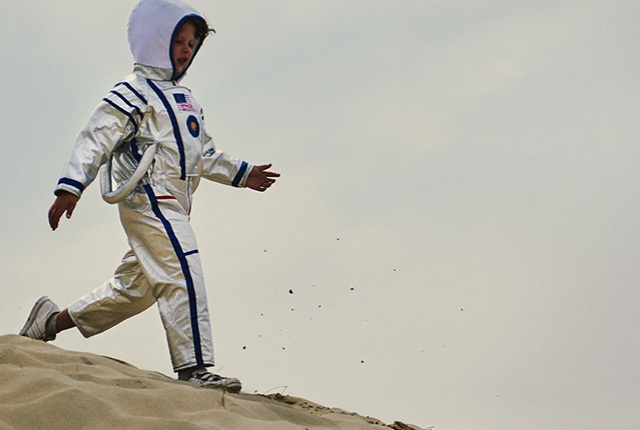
[{"xmin": 0, "ymin": 335, "xmax": 423, "ymax": 430}]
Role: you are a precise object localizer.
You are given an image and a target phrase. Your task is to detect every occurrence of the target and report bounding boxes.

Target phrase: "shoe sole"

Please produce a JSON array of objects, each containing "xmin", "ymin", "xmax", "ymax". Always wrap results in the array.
[
  {"xmin": 200, "ymin": 380, "xmax": 242, "ymax": 393},
  {"xmin": 18, "ymin": 296, "xmax": 50, "ymax": 338}
]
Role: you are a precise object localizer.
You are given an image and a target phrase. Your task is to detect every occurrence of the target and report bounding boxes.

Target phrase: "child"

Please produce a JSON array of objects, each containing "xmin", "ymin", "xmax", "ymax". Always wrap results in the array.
[{"xmin": 19, "ymin": 0, "xmax": 279, "ymax": 393}]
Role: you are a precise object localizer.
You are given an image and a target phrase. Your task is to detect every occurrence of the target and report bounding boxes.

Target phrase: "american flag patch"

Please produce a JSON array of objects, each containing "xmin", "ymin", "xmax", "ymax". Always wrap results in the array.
[{"xmin": 173, "ymin": 93, "xmax": 196, "ymax": 112}]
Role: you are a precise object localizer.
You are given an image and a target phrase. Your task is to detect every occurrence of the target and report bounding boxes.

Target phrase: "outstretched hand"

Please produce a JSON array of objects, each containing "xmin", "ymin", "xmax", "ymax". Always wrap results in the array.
[
  {"xmin": 246, "ymin": 164, "xmax": 280, "ymax": 192},
  {"xmin": 48, "ymin": 191, "xmax": 79, "ymax": 230}
]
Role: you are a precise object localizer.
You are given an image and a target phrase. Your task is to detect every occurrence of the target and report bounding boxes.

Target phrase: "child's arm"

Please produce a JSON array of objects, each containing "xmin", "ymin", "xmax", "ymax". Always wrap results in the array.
[
  {"xmin": 50, "ymin": 82, "xmax": 146, "ymax": 229},
  {"xmin": 48, "ymin": 191, "xmax": 80, "ymax": 231},
  {"xmin": 55, "ymin": 82, "xmax": 146, "ymax": 198},
  {"xmin": 201, "ymin": 146, "xmax": 280, "ymax": 191},
  {"xmin": 200, "ymin": 146, "xmax": 252, "ymax": 187},
  {"xmin": 200, "ymin": 128, "xmax": 279, "ymax": 190}
]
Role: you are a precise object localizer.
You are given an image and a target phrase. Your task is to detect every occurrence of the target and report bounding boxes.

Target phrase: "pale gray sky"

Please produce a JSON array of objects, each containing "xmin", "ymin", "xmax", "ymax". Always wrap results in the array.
[{"xmin": 2, "ymin": 1, "xmax": 640, "ymax": 429}]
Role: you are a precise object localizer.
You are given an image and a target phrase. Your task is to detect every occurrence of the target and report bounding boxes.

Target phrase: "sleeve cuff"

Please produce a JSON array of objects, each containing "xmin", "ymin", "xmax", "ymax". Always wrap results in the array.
[
  {"xmin": 232, "ymin": 161, "xmax": 253, "ymax": 188},
  {"xmin": 55, "ymin": 178, "xmax": 84, "ymax": 198}
]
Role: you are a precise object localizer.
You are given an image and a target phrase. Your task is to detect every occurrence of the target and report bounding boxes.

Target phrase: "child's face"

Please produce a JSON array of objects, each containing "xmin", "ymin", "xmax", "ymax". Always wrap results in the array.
[{"xmin": 173, "ymin": 21, "xmax": 197, "ymax": 76}]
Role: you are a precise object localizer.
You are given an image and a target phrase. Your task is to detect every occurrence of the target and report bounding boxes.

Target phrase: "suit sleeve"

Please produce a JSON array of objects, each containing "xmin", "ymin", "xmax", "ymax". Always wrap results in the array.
[
  {"xmin": 54, "ymin": 85, "xmax": 146, "ymax": 198},
  {"xmin": 200, "ymin": 121, "xmax": 253, "ymax": 188}
]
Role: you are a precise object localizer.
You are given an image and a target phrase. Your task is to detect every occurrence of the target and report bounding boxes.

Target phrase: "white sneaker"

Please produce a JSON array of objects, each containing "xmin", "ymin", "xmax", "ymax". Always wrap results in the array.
[
  {"xmin": 19, "ymin": 296, "xmax": 59, "ymax": 341},
  {"xmin": 185, "ymin": 368, "xmax": 242, "ymax": 393}
]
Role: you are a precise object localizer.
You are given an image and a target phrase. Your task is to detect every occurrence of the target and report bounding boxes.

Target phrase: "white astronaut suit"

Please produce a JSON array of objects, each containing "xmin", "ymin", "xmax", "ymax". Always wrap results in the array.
[{"xmin": 54, "ymin": 0, "xmax": 252, "ymax": 372}]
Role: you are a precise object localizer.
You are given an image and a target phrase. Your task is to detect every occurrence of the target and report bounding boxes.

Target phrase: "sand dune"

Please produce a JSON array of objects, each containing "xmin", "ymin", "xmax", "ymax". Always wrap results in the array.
[{"xmin": 0, "ymin": 335, "xmax": 422, "ymax": 430}]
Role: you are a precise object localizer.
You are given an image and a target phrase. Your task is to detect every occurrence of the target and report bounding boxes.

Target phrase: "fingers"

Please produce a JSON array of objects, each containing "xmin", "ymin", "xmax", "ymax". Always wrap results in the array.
[
  {"xmin": 255, "ymin": 164, "xmax": 281, "ymax": 178},
  {"xmin": 256, "ymin": 173, "xmax": 278, "ymax": 192},
  {"xmin": 255, "ymin": 178, "xmax": 276, "ymax": 192},
  {"xmin": 250, "ymin": 178, "xmax": 273, "ymax": 192},
  {"xmin": 48, "ymin": 205, "xmax": 63, "ymax": 230},
  {"xmin": 65, "ymin": 201, "xmax": 76, "ymax": 219},
  {"xmin": 48, "ymin": 210, "xmax": 58, "ymax": 231}
]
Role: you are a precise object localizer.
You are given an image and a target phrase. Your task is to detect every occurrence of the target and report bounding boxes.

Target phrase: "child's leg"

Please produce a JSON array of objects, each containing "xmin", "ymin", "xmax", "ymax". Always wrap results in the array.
[
  {"xmin": 67, "ymin": 249, "xmax": 156, "ymax": 336},
  {"xmin": 154, "ymin": 249, "xmax": 214, "ymax": 372},
  {"xmin": 120, "ymin": 195, "xmax": 215, "ymax": 373}
]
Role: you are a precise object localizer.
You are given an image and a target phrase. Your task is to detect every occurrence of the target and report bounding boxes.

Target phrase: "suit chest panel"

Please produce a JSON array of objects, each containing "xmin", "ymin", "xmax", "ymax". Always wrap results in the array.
[{"xmin": 151, "ymin": 85, "xmax": 204, "ymax": 177}]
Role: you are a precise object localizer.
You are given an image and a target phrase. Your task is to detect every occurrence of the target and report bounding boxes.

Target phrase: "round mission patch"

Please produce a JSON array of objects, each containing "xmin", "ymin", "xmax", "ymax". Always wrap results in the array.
[{"xmin": 186, "ymin": 115, "xmax": 200, "ymax": 138}]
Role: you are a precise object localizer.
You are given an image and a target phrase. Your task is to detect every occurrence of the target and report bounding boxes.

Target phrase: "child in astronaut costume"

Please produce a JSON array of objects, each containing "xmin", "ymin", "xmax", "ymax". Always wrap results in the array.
[{"xmin": 19, "ymin": 0, "xmax": 279, "ymax": 392}]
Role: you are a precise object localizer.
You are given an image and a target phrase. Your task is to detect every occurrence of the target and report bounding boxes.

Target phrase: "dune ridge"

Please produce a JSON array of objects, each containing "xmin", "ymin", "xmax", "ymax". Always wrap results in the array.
[{"xmin": 0, "ymin": 335, "xmax": 423, "ymax": 430}]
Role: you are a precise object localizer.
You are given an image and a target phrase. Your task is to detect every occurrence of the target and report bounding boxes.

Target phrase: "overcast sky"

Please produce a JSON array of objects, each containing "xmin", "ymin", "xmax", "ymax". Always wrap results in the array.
[{"xmin": 2, "ymin": 1, "xmax": 640, "ymax": 429}]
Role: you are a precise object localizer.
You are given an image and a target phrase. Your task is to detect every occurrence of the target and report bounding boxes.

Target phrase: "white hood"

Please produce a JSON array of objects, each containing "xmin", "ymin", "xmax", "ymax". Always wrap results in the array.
[{"xmin": 127, "ymin": 0, "xmax": 207, "ymax": 81}]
